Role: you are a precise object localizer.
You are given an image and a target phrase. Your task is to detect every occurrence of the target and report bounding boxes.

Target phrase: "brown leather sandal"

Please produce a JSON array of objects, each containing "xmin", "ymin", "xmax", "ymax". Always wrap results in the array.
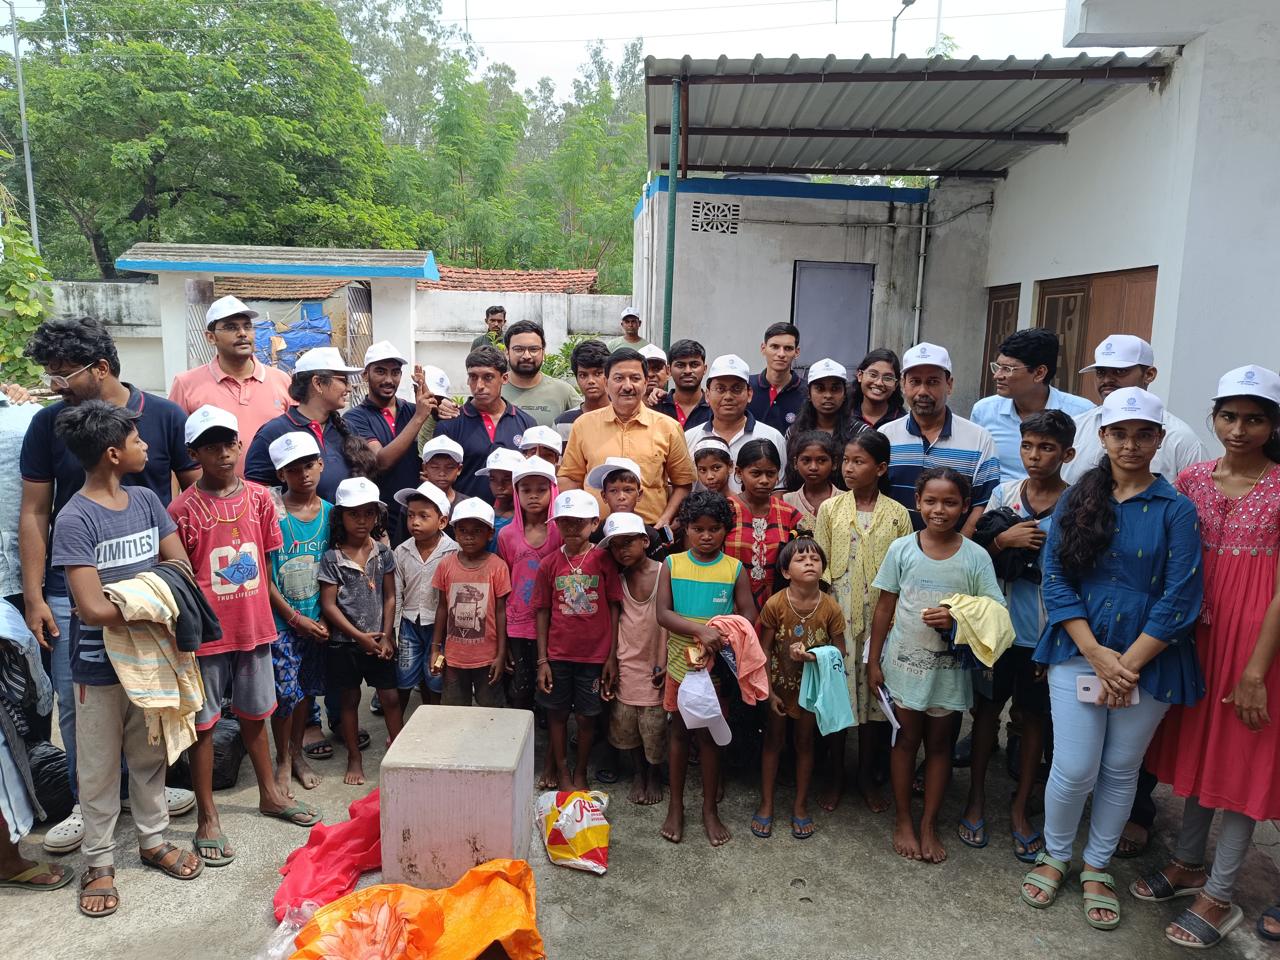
[
  {"xmin": 78, "ymin": 865, "xmax": 119, "ymax": 918},
  {"xmin": 139, "ymin": 842, "xmax": 204, "ymax": 880}
]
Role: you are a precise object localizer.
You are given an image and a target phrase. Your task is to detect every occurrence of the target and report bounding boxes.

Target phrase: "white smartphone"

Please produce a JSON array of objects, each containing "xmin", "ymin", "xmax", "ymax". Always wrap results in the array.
[{"xmin": 1076, "ymin": 674, "xmax": 1140, "ymax": 705}]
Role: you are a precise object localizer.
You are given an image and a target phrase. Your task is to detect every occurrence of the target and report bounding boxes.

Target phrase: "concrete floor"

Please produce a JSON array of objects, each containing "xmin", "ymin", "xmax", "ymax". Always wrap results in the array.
[{"xmin": 3, "ymin": 700, "xmax": 1278, "ymax": 960}]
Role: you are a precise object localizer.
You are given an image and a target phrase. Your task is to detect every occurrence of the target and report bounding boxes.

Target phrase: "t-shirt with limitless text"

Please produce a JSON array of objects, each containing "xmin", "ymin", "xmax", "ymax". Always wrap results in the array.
[
  {"xmin": 169, "ymin": 481, "xmax": 284, "ymax": 656},
  {"xmin": 532, "ymin": 547, "xmax": 623, "ymax": 664},
  {"xmin": 51, "ymin": 487, "xmax": 177, "ymax": 686},
  {"xmin": 432, "ymin": 552, "xmax": 511, "ymax": 668}
]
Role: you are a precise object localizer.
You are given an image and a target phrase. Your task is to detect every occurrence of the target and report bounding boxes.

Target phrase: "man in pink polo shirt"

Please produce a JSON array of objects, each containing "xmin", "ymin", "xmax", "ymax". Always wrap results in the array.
[{"xmin": 168, "ymin": 295, "xmax": 293, "ymax": 475}]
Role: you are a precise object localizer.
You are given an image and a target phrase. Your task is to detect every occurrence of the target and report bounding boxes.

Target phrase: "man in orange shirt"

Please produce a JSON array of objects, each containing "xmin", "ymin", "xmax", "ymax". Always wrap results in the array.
[{"xmin": 168, "ymin": 295, "xmax": 292, "ymax": 475}]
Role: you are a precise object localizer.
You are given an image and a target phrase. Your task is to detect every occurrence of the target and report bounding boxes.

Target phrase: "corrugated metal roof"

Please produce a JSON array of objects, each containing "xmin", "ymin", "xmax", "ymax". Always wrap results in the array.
[
  {"xmin": 116, "ymin": 243, "xmax": 440, "ymax": 279},
  {"xmin": 646, "ymin": 52, "xmax": 1169, "ymax": 178}
]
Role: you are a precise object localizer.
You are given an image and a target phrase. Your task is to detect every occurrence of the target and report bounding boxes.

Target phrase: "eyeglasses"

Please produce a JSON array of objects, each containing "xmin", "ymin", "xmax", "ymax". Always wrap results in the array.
[
  {"xmin": 860, "ymin": 372, "xmax": 898, "ymax": 385},
  {"xmin": 709, "ymin": 381, "xmax": 748, "ymax": 396},
  {"xmin": 989, "ymin": 362, "xmax": 1029, "ymax": 377},
  {"xmin": 212, "ymin": 321, "xmax": 255, "ymax": 335},
  {"xmin": 1103, "ymin": 428, "xmax": 1162, "ymax": 447},
  {"xmin": 41, "ymin": 360, "xmax": 99, "ymax": 391},
  {"xmin": 508, "ymin": 346, "xmax": 543, "ymax": 356}
]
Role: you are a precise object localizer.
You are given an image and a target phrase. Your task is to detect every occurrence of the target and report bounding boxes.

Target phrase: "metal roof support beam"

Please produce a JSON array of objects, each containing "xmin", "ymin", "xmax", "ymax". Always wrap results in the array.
[
  {"xmin": 654, "ymin": 125, "xmax": 1067, "ymax": 144},
  {"xmin": 662, "ymin": 79, "xmax": 681, "ymax": 351},
  {"xmin": 645, "ymin": 66, "xmax": 1167, "ymax": 86},
  {"xmin": 660, "ymin": 162, "xmax": 1006, "ymax": 179}
]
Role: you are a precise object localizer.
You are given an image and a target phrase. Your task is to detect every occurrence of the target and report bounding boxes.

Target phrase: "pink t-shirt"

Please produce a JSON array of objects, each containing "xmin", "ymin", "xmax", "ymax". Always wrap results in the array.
[
  {"xmin": 497, "ymin": 521, "xmax": 562, "ymax": 640},
  {"xmin": 168, "ymin": 480, "xmax": 284, "ymax": 655},
  {"xmin": 616, "ymin": 562, "xmax": 666, "ymax": 707},
  {"xmin": 167, "ymin": 359, "xmax": 293, "ymax": 476},
  {"xmin": 432, "ymin": 553, "xmax": 512, "ymax": 669},
  {"xmin": 532, "ymin": 547, "xmax": 623, "ymax": 664}
]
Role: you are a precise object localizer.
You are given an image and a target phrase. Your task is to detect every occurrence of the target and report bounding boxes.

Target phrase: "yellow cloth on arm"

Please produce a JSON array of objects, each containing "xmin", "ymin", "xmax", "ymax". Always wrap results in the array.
[
  {"xmin": 101, "ymin": 573, "xmax": 207, "ymax": 764},
  {"xmin": 940, "ymin": 593, "xmax": 1016, "ymax": 668}
]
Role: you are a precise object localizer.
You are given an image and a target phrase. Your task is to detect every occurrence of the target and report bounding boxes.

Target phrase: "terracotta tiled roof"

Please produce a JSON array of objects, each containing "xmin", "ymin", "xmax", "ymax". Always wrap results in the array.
[
  {"xmin": 418, "ymin": 267, "xmax": 597, "ymax": 293},
  {"xmin": 214, "ymin": 277, "xmax": 351, "ymax": 301}
]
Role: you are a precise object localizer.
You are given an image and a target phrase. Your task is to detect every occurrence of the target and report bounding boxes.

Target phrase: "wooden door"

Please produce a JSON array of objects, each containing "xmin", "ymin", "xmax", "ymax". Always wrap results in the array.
[
  {"xmin": 1080, "ymin": 267, "xmax": 1157, "ymax": 398},
  {"xmin": 981, "ymin": 285, "xmax": 1020, "ymax": 397},
  {"xmin": 1037, "ymin": 277, "xmax": 1090, "ymax": 395}
]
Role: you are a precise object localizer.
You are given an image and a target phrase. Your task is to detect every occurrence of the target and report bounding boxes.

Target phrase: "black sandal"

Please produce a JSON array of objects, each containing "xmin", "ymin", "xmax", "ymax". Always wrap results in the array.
[
  {"xmin": 79, "ymin": 865, "xmax": 119, "ymax": 918},
  {"xmin": 139, "ymin": 842, "xmax": 204, "ymax": 880}
]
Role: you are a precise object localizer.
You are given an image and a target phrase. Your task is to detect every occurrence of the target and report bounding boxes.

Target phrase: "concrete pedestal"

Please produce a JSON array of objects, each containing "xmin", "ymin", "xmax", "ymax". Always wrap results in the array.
[{"xmin": 380, "ymin": 705, "xmax": 534, "ymax": 888}]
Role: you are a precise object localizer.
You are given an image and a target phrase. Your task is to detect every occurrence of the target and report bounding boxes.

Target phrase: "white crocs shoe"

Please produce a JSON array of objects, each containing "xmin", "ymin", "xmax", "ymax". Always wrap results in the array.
[
  {"xmin": 121, "ymin": 787, "xmax": 196, "ymax": 816},
  {"xmin": 43, "ymin": 804, "xmax": 84, "ymax": 854}
]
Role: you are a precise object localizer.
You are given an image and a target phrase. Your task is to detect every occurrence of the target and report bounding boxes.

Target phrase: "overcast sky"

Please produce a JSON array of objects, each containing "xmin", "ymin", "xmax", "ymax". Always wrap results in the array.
[{"xmin": 437, "ymin": 0, "xmax": 1144, "ymax": 96}]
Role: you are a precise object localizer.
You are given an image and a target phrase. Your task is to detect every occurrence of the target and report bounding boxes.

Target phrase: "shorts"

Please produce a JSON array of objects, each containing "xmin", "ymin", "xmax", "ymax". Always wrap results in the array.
[
  {"xmin": 325, "ymin": 643, "xmax": 398, "ymax": 692},
  {"xmin": 441, "ymin": 665, "xmax": 506, "ymax": 708},
  {"xmin": 608, "ymin": 702, "xmax": 668, "ymax": 764},
  {"xmin": 974, "ymin": 646, "xmax": 1049, "ymax": 714},
  {"xmin": 890, "ymin": 697, "xmax": 953, "ymax": 719},
  {"xmin": 270, "ymin": 630, "xmax": 305, "ymax": 717},
  {"xmin": 397, "ymin": 619, "xmax": 441, "ymax": 694},
  {"xmin": 535, "ymin": 661, "xmax": 603, "ymax": 717},
  {"xmin": 195, "ymin": 645, "xmax": 277, "ymax": 731},
  {"xmin": 506, "ymin": 637, "xmax": 538, "ymax": 711}
]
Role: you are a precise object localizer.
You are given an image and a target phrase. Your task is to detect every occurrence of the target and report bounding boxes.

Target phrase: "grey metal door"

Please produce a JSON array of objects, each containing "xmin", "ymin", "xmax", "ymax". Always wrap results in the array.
[{"xmin": 790, "ymin": 261, "xmax": 874, "ymax": 373}]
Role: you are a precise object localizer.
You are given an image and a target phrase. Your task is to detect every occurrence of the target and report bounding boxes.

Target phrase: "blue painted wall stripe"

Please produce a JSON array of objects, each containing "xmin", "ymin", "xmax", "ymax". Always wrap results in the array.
[
  {"xmin": 115, "ymin": 249, "xmax": 441, "ymax": 281},
  {"xmin": 632, "ymin": 175, "xmax": 929, "ymax": 220}
]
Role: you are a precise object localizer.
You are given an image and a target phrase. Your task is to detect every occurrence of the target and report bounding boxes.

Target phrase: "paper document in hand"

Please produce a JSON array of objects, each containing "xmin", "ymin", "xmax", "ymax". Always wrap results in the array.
[{"xmin": 876, "ymin": 685, "xmax": 902, "ymax": 746}]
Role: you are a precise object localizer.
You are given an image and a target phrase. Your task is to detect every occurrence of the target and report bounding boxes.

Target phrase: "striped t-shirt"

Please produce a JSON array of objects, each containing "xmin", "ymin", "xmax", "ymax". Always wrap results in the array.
[
  {"xmin": 880, "ymin": 409, "xmax": 1001, "ymax": 530},
  {"xmin": 665, "ymin": 550, "xmax": 742, "ymax": 683}
]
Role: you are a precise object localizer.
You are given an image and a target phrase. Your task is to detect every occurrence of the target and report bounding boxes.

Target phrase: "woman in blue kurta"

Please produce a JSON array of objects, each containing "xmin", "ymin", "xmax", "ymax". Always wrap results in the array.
[{"xmin": 1019, "ymin": 387, "xmax": 1204, "ymax": 931}]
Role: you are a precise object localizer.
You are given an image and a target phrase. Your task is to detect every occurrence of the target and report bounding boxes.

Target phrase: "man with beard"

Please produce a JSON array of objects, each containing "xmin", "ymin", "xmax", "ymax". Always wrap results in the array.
[
  {"xmin": 683, "ymin": 354, "xmax": 786, "ymax": 494},
  {"xmin": 654, "ymin": 339, "xmax": 712, "ymax": 429},
  {"xmin": 167, "ymin": 295, "xmax": 293, "ymax": 476},
  {"xmin": 880, "ymin": 343, "xmax": 1000, "ymax": 535},
  {"xmin": 19, "ymin": 316, "xmax": 200, "ymax": 855},
  {"xmin": 500, "ymin": 321, "xmax": 579, "ymax": 428},
  {"xmin": 559, "ymin": 348, "xmax": 694, "ymax": 528}
]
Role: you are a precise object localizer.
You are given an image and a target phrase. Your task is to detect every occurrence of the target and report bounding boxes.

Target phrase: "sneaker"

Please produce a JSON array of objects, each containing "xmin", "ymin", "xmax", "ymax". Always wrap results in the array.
[
  {"xmin": 121, "ymin": 787, "xmax": 196, "ymax": 816},
  {"xmin": 370, "ymin": 692, "xmax": 383, "ymax": 716},
  {"xmin": 43, "ymin": 804, "xmax": 84, "ymax": 854}
]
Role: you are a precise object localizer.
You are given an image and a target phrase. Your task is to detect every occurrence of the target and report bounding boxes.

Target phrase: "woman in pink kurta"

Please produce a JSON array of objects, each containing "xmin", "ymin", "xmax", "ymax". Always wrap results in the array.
[{"xmin": 1138, "ymin": 366, "xmax": 1280, "ymax": 949}]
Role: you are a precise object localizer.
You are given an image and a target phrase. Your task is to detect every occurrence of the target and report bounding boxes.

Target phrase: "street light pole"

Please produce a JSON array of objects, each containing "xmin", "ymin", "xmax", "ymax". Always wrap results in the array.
[
  {"xmin": 4, "ymin": 0, "xmax": 39, "ymax": 251},
  {"xmin": 890, "ymin": 0, "xmax": 916, "ymax": 58}
]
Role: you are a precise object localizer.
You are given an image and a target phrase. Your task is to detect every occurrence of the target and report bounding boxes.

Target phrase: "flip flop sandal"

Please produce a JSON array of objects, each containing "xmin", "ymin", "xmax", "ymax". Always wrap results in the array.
[
  {"xmin": 1257, "ymin": 905, "xmax": 1280, "ymax": 942},
  {"xmin": 0, "ymin": 862, "xmax": 73, "ymax": 891},
  {"xmin": 139, "ymin": 842, "xmax": 204, "ymax": 881},
  {"xmin": 1012, "ymin": 829, "xmax": 1044, "ymax": 863},
  {"xmin": 1020, "ymin": 851, "xmax": 1069, "ymax": 909},
  {"xmin": 750, "ymin": 815, "xmax": 773, "ymax": 839},
  {"xmin": 78, "ymin": 866, "xmax": 119, "ymax": 918},
  {"xmin": 595, "ymin": 768, "xmax": 619, "ymax": 785},
  {"xmin": 357, "ymin": 728, "xmax": 371, "ymax": 750},
  {"xmin": 264, "ymin": 803, "xmax": 322, "ymax": 827},
  {"xmin": 1115, "ymin": 826, "xmax": 1149, "ymax": 858},
  {"xmin": 1129, "ymin": 868, "xmax": 1205, "ymax": 903},
  {"xmin": 791, "ymin": 817, "xmax": 815, "ymax": 840},
  {"xmin": 194, "ymin": 835, "xmax": 236, "ymax": 867},
  {"xmin": 303, "ymin": 738, "xmax": 333, "ymax": 760},
  {"xmin": 1080, "ymin": 870, "xmax": 1121, "ymax": 931},
  {"xmin": 957, "ymin": 817, "xmax": 988, "ymax": 849},
  {"xmin": 1167, "ymin": 904, "xmax": 1244, "ymax": 949}
]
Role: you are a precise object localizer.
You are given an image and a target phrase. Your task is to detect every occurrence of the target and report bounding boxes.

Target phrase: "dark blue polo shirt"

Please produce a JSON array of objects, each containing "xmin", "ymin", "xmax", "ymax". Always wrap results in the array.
[
  {"xmin": 436, "ymin": 400, "xmax": 535, "ymax": 501},
  {"xmin": 747, "ymin": 370, "xmax": 807, "ymax": 434},
  {"xmin": 344, "ymin": 398, "xmax": 422, "ymax": 530},
  {"xmin": 245, "ymin": 408, "xmax": 353, "ymax": 502},
  {"xmin": 653, "ymin": 391, "xmax": 712, "ymax": 430},
  {"xmin": 20, "ymin": 385, "xmax": 196, "ymax": 596}
]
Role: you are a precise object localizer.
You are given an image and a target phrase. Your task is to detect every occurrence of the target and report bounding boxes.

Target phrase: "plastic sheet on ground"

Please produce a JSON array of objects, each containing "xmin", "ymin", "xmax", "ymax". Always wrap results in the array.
[{"xmin": 274, "ymin": 788, "xmax": 382, "ymax": 921}]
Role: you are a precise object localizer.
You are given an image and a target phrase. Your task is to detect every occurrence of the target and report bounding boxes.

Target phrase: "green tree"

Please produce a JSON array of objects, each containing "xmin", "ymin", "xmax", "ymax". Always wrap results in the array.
[{"xmin": 0, "ymin": 190, "xmax": 52, "ymax": 385}]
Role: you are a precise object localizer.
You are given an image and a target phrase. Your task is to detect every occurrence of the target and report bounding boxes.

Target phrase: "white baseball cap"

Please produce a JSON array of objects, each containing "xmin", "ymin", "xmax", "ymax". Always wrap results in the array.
[
  {"xmin": 705, "ymin": 353, "xmax": 751, "ymax": 383},
  {"xmin": 1080, "ymin": 334, "xmax": 1155, "ymax": 373},
  {"xmin": 598, "ymin": 511, "xmax": 647, "ymax": 548},
  {"xmin": 1099, "ymin": 386, "xmax": 1165, "ymax": 427},
  {"xmin": 512, "ymin": 456, "xmax": 557, "ymax": 486},
  {"xmin": 295, "ymin": 347, "xmax": 362, "ymax": 374},
  {"xmin": 268, "ymin": 431, "xmax": 321, "ymax": 469},
  {"xmin": 451, "ymin": 497, "xmax": 495, "ymax": 529},
  {"xmin": 518, "ymin": 424, "xmax": 563, "ymax": 455},
  {"xmin": 475, "ymin": 447, "xmax": 526, "ymax": 477},
  {"xmin": 585, "ymin": 456, "xmax": 643, "ymax": 490},
  {"xmin": 639, "ymin": 343, "xmax": 667, "ymax": 364},
  {"xmin": 678, "ymin": 669, "xmax": 732, "ymax": 746},
  {"xmin": 553, "ymin": 489, "xmax": 600, "ymax": 520},
  {"xmin": 394, "ymin": 480, "xmax": 451, "ymax": 517},
  {"xmin": 205, "ymin": 295, "xmax": 259, "ymax": 329},
  {"xmin": 419, "ymin": 364, "xmax": 451, "ymax": 398},
  {"xmin": 184, "ymin": 404, "xmax": 239, "ymax": 446},
  {"xmin": 807, "ymin": 358, "xmax": 848, "ymax": 383},
  {"xmin": 334, "ymin": 476, "xmax": 383, "ymax": 508},
  {"xmin": 420, "ymin": 435, "xmax": 464, "ymax": 464},
  {"xmin": 363, "ymin": 340, "xmax": 409, "ymax": 368},
  {"xmin": 620, "ymin": 306, "xmax": 640, "ymax": 321},
  {"xmin": 901, "ymin": 343, "xmax": 952, "ymax": 374},
  {"xmin": 1212, "ymin": 364, "xmax": 1280, "ymax": 404}
]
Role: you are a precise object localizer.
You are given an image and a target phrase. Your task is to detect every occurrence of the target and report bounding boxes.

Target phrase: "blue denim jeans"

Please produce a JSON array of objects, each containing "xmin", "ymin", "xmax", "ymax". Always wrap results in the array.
[
  {"xmin": 46, "ymin": 592, "xmax": 77, "ymax": 801},
  {"xmin": 1043, "ymin": 656, "xmax": 1170, "ymax": 867}
]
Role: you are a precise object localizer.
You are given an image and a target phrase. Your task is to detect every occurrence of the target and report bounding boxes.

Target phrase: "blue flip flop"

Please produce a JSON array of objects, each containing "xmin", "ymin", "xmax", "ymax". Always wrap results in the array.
[
  {"xmin": 750, "ymin": 814, "xmax": 773, "ymax": 839},
  {"xmin": 1258, "ymin": 905, "xmax": 1280, "ymax": 942},
  {"xmin": 957, "ymin": 817, "xmax": 989, "ymax": 848},
  {"xmin": 791, "ymin": 816, "xmax": 815, "ymax": 839},
  {"xmin": 1012, "ymin": 828, "xmax": 1044, "ymax": 863}
]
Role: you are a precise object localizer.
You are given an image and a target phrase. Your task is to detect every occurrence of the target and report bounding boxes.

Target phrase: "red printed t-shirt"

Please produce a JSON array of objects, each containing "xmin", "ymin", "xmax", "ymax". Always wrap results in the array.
[
  {"xmin": 532, "ymin": 547, "xmax": 623, "ymax": 664},
  {"xmin": 432, "ymin": 553, "xmax": 511, "ymax": 669},
  {"xmin": 168, "ymin": 480, "xmax": 283, "ymax": 656}
]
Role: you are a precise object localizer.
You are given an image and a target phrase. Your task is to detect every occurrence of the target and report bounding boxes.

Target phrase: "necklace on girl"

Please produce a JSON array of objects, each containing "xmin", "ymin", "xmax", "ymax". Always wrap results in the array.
[{"xmin": 785, "ymin": 589, "xmax": 820, "ymax": 637}]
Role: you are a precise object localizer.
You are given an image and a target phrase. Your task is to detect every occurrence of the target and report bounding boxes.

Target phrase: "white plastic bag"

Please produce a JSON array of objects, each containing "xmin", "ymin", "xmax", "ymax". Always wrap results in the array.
[
  {"xmin": 252, "ymin": 900, "xmax": 319, "ymax": 960},
  {"xmin": 534, "ymin": 790, "xmax": 610, "ymax": 875}
]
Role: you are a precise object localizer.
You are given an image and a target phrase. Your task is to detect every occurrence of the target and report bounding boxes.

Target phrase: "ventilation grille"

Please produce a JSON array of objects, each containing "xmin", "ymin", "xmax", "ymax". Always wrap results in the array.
[{"xmin": 690, "ymin": 200, "xmax": 741, "ymax": 234}]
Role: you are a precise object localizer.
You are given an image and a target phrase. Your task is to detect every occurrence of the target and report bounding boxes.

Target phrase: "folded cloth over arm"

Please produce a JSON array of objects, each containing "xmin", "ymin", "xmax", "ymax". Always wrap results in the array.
[
  {"xmin": 940, "ymin": 593, "xmax": 1015, "ymax": 668},
  {"xmin": 150, "ymin": 559, "xmax": 222, "ymax": 652},
  {"xmin": 707, "ymin": 614, "xmax": 769, "ymax": 704}
]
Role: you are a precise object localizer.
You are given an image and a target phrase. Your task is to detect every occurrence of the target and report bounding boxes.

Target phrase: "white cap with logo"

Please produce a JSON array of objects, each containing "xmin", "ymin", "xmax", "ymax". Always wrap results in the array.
[
  {"xmin": 475, "ymin": 447, "xmax": 526, "ymax": 477},
  {"xmin": 295, "ymin": 347, "xmax": 362, "ymax": 374},
  {"xmin": 363, "ymin": 340, "xmax": 409, "ymax": 368},
  {"xmin": 678, "ymin": 669, "xmax": 732, "ymax": 746},
  {"xmin": 705, "ymin": 354, "xmax": 751, "ymax": 383},
  {"xmin": 598, "ymin": 511, "xmax": 647, "ymax": 548},
  {"xmin": 553, "ymin": 489, "xmax": 600, "ymax": 520},
  {"xmin": 518, "ymin": 424, "xmax": 563, "ymax": 455},
  {"xmin": 1080, "ymin": 334, "xmax": 1155, "ymax": 373},
  {"xmin": 393, "ymin": 480, "xmax": 451, "ymax": 517},
  {"xmin": 639, "ymin": 343, "xmax": 667, "ymax": 364},
  {"xmin": 205, "ymin": 295, "xmax": 259, "ymax": 329},
  {"xmin": 620, "ymin": 306, "xmax": 640, "ymax": 320},
  {"xmin": 1212, "ymin": 364, "xmax": 1280, "ymax": 404},
  {"xmin": 585, "ymin": 456, "xmax": 643, "ymax": 491},
  {"xmin": 419, "ymin": 365, "xmax": 451, "ymax": 398},
  {"xmin": 806, "ymin": 358, "xmax": 848, "ymax": 382},
  {"xmin": 268, "ymin": 431, "xmax": 321, "ymax": 469},
  {"xmin": 451, "ymin": 497, "xmax": 496, "ymax": 529},
  {"xmin": 420, "ymin": 435, "xmax": 464, "ymax": 464},
  {"xmin": 184, "ymin": 405, "xmax": 239, "ymax": 446},
  {"xmin": 334, "ymin": 477, "xmax": 383, "ymax": 508},
  {"xmin": 1099, "ymin": 386, "xmax": 1165, "ymax": 427},
  {"xmin": 901, "ymin": 343, "xmax": 952, "ymax": 374},
  {"xmin": 512, "ymin": 456, "xmax": 557, "ymax": 486}
]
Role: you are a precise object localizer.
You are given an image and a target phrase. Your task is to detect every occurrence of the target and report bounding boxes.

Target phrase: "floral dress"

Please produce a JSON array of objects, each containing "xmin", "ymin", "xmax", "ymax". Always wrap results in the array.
[{"xmin": 725, "ymin": 495, "xmax": 803, "ymax": 613}]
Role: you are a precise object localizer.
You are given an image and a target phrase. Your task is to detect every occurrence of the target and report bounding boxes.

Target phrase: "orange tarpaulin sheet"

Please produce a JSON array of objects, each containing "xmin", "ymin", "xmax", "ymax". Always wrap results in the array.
[{"xmin": 290, "ymin": 858, "xmax": 545, "ymax": 960}]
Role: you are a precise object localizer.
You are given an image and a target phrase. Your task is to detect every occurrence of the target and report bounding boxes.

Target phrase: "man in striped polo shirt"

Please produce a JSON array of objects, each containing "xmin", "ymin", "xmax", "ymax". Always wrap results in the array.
[{"xmin": 880, "ymin": 343, "xmax": 1000, "ymax": 536}]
